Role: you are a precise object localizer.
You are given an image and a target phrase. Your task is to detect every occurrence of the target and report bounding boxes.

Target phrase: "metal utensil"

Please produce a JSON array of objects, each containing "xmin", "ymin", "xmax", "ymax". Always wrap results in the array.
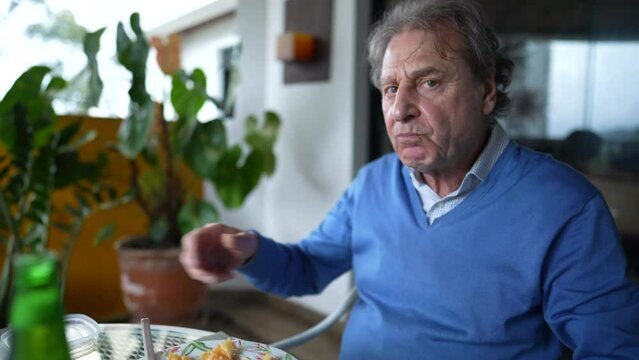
[{"xmin": 141, "ymin": 318, "xmax": 155, "ymax": 360}]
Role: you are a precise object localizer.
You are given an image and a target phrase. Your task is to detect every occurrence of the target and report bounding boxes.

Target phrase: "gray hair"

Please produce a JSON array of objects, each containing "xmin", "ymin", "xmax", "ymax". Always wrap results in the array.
[{"xmin": 368, "ymin": 0, "xmax": 513, "ymax": 117}]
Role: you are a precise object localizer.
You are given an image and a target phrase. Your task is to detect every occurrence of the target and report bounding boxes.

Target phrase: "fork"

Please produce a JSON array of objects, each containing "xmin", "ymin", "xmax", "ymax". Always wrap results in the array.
[{"xmin": 141, "ymin": 318, "xmax": 155, "ymax": 360}]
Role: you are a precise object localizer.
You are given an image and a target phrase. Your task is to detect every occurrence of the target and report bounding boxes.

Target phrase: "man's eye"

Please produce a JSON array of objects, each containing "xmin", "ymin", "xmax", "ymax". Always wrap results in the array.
[
  {"xmin": 425, "ymin": 80, "xmax": 438, "ymax": 88},
  {"xmin": 384, "ymin": 86, "xmax": 398, "ymax": 95}
]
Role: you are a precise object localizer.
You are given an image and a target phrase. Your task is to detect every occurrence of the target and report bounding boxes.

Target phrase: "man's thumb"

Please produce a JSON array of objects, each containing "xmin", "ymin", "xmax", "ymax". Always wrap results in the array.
[{"xmin": 221, "ymin": 232, "xmax": 258, "ymax": 260}]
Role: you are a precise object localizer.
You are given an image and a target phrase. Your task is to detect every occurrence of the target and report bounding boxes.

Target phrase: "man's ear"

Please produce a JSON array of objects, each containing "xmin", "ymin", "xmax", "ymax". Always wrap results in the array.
[{"xmin": 481, "ymin": 76, "xmax": 497, "ymax": 116}]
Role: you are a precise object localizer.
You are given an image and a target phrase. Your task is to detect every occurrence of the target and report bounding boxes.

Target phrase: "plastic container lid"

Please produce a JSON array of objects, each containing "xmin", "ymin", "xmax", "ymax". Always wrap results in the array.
[{"xmin": 0, "ymin": 313, "xmax": 101, "ymax": 359}]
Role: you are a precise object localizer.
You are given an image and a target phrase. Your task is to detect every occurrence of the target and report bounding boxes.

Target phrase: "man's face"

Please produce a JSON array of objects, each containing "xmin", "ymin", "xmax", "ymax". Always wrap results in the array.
[{"xmin": 380, "ymin": 27, "xmax": 496, "ymax": 177}]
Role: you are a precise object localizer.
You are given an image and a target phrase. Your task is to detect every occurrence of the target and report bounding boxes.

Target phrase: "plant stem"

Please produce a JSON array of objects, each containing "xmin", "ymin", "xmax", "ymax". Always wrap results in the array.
[
  {"xmin": 128, "ymin": 159, "xmax": 154, "ymax": 221},
  {"xmin": 59, "ymin": 207, "xmax": 88, "ymax": 303},
  {"xmin": 0, "ymin": 191, "xmax": 18, "ymax": 326},
  {"xmin": 156, "ymin": 102, "xmax": 182, "ymax": 243}
]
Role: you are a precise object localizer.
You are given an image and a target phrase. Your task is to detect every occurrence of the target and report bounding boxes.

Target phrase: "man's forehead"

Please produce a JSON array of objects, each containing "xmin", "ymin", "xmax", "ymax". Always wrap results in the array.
[
  {"xmin": 389, "ymin": 24, "xmax": 462, "ymax": 58},
  {"xmin": 380, "ymin": 27, "xmax": 461, "ymax": 79}
]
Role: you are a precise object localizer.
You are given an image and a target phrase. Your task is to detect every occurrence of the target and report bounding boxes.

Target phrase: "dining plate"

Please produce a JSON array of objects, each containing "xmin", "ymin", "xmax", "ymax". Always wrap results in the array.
[{"xmin": 161, "ymin": 338, "xmax": 297, "ymax": 360}]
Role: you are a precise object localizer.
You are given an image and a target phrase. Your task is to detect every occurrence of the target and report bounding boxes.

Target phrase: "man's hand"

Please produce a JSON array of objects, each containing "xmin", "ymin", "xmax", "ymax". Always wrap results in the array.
[{"xmin": 179, "ymin": 223, "xmax": 259, "ymax": 283}]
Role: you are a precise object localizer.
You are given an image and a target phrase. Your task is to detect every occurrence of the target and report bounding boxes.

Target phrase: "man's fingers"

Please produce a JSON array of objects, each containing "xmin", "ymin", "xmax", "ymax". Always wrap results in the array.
[
  {"xmin": 220, "ymin": 232, "xmax": 258, "ymax": 261},
  {"xmin": 184, "ymin": 267, "xmax": 234, "ymax": 284},
  {"xmin": 179, "ymin": 251, "xmax": 201, "ymax": 271},
  {"xmin": 179, "ymin": 223, "xmax": 252, "ymax": 284}
]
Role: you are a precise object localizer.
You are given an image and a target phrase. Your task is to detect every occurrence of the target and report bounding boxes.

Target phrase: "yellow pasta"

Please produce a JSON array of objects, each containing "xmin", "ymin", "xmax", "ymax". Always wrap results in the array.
[
  {"xmin": 168, "ymin": 353, "xmax": 193, "ymax": 360},
  {"xmin": 168, "ymin": 338, "xmax": 280, "ymax": 360},
  {"xmin": 200, "ymin": 338, "xmax": 238, "ymax": 360}
]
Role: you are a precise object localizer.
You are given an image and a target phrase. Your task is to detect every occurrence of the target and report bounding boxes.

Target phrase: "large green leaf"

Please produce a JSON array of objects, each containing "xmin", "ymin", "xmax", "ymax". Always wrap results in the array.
[
  {"xmin": 0, "ymin": 66, "xmax": 50, "ymax": 114},
  {"xmin": 171, "ymin": 70, "xmax": 207, "ymax": 120},
  {"xmin": 263, "ymin": 111, "xmax": 282, "ymax": 146},
  {"xmin": 116, "ymin": 13, "xmax": 149, "ymax": 76},
  {"xmin": 83, "ymin": 28, "xmax": 104, "ymax": 61},
  {"xmin": 82, "ymin": 27, "xmax": 105, "ymax": 108},
  {"xmin": 45, "ymin": 76, "xmax": 67, "ymax": 93},
  {"xmin": 0, "ymin": 66, "xmax": 54, "ymax": 151},
  {"xmin": 239, "ymin": 149, "xmax": 265, "ymax": 195},
  {"xmin": 183, "ymin": 119, "xmax": 227, "ymax": 181},
  {"xmin": 117, "ymin": 99, "xmax": 154, "ymax": 159},
  {"xmin": 27, "ymin": 101, "xmax": 56, "ymax": 149},
  {"xmin": 244, "ymin": 111, "xmax": 281, "ymax": 175},
  {"xmin": 117, "ymin": 14, "xmax": 150, "ymax": 105},
  {"xmin": 170, "ymin": 70, "xmax": 208, "ymax": 152},
  {"xmin": 213, "ymin": 145, "xmax": 243, "ymax": 207},
  {"xmin": 116, "ymin": 13, "xmax": 152, "ymax": 159},
  {"xmin": 211, "ymin": 112, "xmax": 282, "ymax": 208},
  {"xmin": 245, "ymin": 111, "xmax": 280, "ymax": 148},
  {"xmin": 0, "ymin": 67, "xmax": 57, "ymax": 128},
  {"xmin": 213, "ymin": 147, "xmax": 266, "ymax": 209}
]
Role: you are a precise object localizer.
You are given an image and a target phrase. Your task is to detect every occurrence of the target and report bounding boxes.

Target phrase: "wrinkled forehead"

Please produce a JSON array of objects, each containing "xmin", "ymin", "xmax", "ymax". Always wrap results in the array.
[
  {"xmin": 399, "ymin": 22, "xmax": 465, "ymax": 62},
  {"xmin": 381, "ymin": 24, "xmax": 465, "ymax": 75}
]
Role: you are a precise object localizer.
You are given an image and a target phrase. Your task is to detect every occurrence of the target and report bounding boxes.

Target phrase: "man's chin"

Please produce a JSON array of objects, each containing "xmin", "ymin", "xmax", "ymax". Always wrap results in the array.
[
  {"xmin": 399, "ymin": 157, "xmax": 430, "ymax": 171},
  {"xmin": 398, "ymin": 148, "xmax": 429, "ymax": 167}
]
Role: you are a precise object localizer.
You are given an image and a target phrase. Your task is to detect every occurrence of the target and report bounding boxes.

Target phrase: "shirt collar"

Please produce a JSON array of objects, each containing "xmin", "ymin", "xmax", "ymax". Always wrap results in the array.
[{"xmin": 467, "ymin": 122, "xmax": 510, "ymax": 182}]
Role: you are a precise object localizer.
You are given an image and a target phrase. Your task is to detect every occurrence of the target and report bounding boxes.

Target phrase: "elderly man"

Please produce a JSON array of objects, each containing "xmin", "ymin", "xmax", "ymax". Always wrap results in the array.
[{"xmin": 180, "ymin": 0, "xmax": 639, "ymax": 358}]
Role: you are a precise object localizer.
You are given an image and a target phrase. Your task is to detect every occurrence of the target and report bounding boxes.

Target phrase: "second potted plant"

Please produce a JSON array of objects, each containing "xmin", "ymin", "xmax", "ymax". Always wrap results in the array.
[{"xmin": 107, "ymin": 13, "xmax": 280, "ymax": 325}]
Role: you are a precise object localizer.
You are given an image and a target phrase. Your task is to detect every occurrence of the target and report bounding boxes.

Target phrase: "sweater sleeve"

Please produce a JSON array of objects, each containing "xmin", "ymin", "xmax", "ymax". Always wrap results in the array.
[
  {"xmin": 542, "ymin": 193, "xmax": 639, "ymax": 358},
  {"xmin": 238, "ymin": 183, "xmax": 354, "ymax": 297}
]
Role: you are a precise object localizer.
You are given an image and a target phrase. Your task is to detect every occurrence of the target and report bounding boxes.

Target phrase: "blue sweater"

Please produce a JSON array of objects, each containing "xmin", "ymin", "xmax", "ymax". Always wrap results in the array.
[{"xmin": 241, "ymin": 143, "xmax": 639, "ymax": 359}]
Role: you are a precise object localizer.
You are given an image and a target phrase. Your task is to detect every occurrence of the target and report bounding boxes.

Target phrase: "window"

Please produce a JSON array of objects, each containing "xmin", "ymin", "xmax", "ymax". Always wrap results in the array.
[
  {"xmin": 0, "ymin": 0, "xmax": 226, "ymax": 119},
  {"xmin": 500, "ymin": 37, "xmax": 639, "ymax": 179}
]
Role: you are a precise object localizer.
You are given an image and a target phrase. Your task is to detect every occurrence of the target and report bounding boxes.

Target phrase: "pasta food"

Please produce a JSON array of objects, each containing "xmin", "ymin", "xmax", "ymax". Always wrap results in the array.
[{"xmin": 167, "ymin": 338, "xmax": 280, "ymax": 360}]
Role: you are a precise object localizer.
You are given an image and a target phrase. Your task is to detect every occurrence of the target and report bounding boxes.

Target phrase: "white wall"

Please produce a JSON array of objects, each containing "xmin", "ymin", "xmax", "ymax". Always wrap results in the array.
[
  {"xmin": 174, "ymin": 0, "xmax": 362, "ymax": 315},
  {"xmin": 179, "ymin": 14, "xmax": 239, "ymax": 121},
  {"xmin": 226, "ymin": 0, "xmax": 360, "ymax": 314},
  {"xmin": 259, "ymin": 0, "xmax": 358, "ymax": 314}
]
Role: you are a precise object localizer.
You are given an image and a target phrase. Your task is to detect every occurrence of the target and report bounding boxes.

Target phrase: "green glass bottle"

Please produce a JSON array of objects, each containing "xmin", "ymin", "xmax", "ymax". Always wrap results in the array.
[{"xmin": 9, "ymin": 252, "xmax": 71, "ymax": 360}]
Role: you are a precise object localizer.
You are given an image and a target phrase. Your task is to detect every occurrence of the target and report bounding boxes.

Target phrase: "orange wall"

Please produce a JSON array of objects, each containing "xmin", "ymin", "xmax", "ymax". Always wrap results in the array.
[
  {"xmin": 2, "ymin": 116, "xmax": 201, "ymax": 321},
  {"xmin": 54, "ymin": 116, "xmax": 147, "ymax": 320}
]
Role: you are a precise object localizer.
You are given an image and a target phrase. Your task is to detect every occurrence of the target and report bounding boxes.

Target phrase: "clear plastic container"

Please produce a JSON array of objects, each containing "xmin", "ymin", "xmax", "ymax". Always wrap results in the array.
[{"xmin": 0, "ymin": 313, "xmax": 101, "ymax": 359}]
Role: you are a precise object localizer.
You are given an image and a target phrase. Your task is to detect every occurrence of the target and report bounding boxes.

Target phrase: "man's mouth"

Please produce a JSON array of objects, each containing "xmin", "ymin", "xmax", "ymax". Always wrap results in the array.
[{"xmin": 396, "ymin": 133, "xmax": 423, "ymax": 144}]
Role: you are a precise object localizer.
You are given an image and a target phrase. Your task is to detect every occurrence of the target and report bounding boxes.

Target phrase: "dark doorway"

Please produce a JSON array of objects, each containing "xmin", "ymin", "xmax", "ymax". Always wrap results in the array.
[{"xmin": 366, "ymin": 0, "xmax": 396, "ymax": 162}]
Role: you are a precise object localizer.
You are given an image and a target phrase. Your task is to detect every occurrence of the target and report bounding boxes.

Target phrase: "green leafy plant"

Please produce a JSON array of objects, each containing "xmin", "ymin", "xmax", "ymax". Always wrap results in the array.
[
  {"xmin": 0, "ymin": 9, "xmax": 281, "ymax": 326},
  {"xmin": 0, "ymin": 65, "xmax": 115, "ymax": 326},
  {"xmin": 20, "ymin": 0, "xmax": 106, "ymax": 114},
  {"xmin": 0, "ymin": 19, "xmax": 116, "ymax": 325},
  {"xmin": 109, "ymin": 13, "xmax": 280, "ymax": 247}
]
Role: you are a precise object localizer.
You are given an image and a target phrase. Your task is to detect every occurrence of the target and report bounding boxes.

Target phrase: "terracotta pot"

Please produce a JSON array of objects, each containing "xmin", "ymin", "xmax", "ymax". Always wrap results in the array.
[{"xmin": 114, "ymin": 236, "xmax": 207, "ymax": 325}]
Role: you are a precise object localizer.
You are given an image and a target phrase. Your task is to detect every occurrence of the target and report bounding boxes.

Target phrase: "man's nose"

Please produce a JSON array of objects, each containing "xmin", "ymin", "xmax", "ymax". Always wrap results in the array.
[{"xmin": 390, "ymin": 86, "xmax": 420, "ymax": 123}]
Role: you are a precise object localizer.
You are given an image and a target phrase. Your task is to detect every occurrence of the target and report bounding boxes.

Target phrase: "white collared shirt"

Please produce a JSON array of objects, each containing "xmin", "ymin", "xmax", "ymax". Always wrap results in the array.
[{"xmin": 409, "ymin": 123, "xmax": 510, "ymax": 224}]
